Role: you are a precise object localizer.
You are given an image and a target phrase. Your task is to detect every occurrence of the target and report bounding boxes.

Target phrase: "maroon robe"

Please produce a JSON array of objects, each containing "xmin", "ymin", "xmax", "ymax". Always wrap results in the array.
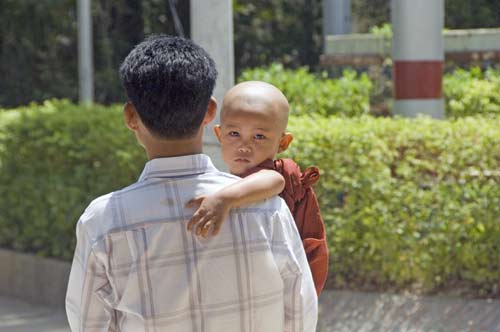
[{"xmin": 241, "ymin": 158, "xmax": 329, "ymax": 296}]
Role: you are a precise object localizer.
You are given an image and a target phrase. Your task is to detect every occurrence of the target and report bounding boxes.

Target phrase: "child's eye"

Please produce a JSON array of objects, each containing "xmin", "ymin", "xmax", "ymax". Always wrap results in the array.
[
  {"xmin": 228, "ymin": 131, "xmax": 240, "ymax": 137},
  {"xmin": 254, "ymin": 134, "xmax": 266, "ymax": 140}
]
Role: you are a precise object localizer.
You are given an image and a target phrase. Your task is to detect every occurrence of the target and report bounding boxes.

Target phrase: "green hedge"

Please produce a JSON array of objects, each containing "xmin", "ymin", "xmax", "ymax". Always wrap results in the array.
[
  {"xmin": 240, "ymin": 65, "xmax": 500, "ymax": 119},
  {"xmin": 2, "ymin": 101, "xmax": 500, "ymax": 296},
  {"xmin": 286, "ymin": 115, "xmax": 500, "ymax": 295},
  {"xmin": 0, "ymin": 100, "xmax": 145, "ymax": 260},
  {"xmin": 444, "ymin": 67, "xmax": 500, "ymax": 118},
  {"xmin": 239, "ymin": 63, "xmax": 372, "ymax": 117}
]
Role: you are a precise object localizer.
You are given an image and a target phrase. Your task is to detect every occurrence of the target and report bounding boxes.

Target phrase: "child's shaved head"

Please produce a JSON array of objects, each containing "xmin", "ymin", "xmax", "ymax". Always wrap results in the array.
[
  {"xmin": 221, "ymin": 81, "xmax": 290, "ymax": 133},
  {"xmin": 214, "ymin": 81, "xmax": 293, "ymax": 175}
]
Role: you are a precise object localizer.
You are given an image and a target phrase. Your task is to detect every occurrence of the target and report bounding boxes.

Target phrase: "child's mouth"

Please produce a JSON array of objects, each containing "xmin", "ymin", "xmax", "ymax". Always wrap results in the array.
[{"xmin": 234, "ymin": 158, "xmax": 251, "ymax": 163}]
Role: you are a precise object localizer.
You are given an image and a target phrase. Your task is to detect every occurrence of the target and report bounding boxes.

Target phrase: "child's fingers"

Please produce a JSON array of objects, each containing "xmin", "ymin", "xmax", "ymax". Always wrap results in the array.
[
  {"xmin": 195, "ymin": 215, "xmax": 210, "ymax": 236},
  {"xmin": 200, "ymin": 220, "xmax": 212, "ymax": 238},
  {"xmin": 185, "ymin": 196, "xmax": 204, "ymax": 208},
  {"xmin": 212, "ymin": 220, "xmax": 223, "ymax": 236},
  {"xmin": 187, "ymin": 211, "xmax": 204, "ymax": 231}
]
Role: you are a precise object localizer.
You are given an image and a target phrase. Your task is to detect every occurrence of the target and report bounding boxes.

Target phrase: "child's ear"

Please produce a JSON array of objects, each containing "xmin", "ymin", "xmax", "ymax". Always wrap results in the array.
[
  {"xmin": 278, "ymin": 132, "xmax": 293, "ymax": 153},
  {"xmin": 124, "ymin": 102, "xmax": 140, "ymax": 132},
  {"xmin": 213, "ymin": 125, "xmax": 222, "ymax": 144}
]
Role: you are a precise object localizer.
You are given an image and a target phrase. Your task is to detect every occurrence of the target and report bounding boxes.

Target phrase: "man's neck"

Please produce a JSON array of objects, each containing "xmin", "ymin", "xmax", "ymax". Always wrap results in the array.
[{"xmin": 144, "ymin": 137, "xmax": 203, "ymax": 160}]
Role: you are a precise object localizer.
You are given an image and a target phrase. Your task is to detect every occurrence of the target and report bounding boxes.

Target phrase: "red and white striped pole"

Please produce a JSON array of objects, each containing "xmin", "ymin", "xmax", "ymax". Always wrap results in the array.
[{"xmin": 391, "ymin": 0, "xmax": 444, "ymax": 118}]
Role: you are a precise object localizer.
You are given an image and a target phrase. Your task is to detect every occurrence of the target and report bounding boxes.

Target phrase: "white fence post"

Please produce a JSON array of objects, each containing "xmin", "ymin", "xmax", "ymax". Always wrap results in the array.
[
  {"xmin": 77, "ymin": 0, "xmax": 94, "ymax": 104},
  {"xmin": 391, "ymin": 0, "xmax": 444, "ymax": 118},
  {"xmin": 191, "ymin": 0, "xmax": 234, "ymax": 169}
]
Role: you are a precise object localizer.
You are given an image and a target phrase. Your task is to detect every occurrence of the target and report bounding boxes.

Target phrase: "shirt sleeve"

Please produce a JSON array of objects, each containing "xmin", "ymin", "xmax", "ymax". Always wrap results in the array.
[
  {"xmin": 66, "ymin": 215, "xmax": 116, "ymax": 332},
  {"xmin": 272, "ymin": 205, "xmax": 318, "ymax": 332}
]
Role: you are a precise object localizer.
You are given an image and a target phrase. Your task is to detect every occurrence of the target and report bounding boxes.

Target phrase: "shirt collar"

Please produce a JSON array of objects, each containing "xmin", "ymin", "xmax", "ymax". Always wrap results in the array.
[{"xmin": 138, "ymin": 154, "xmax": 218, "ymax": 182}]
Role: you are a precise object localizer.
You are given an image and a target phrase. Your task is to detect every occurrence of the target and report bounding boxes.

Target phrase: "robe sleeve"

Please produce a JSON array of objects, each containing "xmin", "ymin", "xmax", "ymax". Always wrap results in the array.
[
  {"xmin": 293, "ymin": 185, "xmax": 329, "ymax": 296},
  {"xmin": 277, "ymin": 159, "xmax": 329, "ymax": 296},
  {"xmin": 240, "ymin": 158, "xmax": 329, "ymax": 295}
]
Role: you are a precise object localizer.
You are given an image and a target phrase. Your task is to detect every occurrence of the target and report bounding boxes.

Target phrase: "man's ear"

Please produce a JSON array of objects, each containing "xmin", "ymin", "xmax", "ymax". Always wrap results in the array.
[
  {"xmin": 278, "ymin": 132, "xmax": 293, "ymax": 153},
  {"xmin": 213, "ymin": 125, "xmax": 222, "ymax": 144},
  {"xmin": 123, "ymin": 102, "xmax": 140, "ymax": 132},
  {"xmin": 202, "ymin": 96, "xmax": 217, "ymax": 126}
]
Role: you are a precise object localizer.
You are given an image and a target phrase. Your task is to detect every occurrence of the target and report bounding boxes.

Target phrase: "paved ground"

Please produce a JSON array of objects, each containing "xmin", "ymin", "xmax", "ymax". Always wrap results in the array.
[
  {"xmin": 318, "ymin": 290, "xmax": 500, "ymax": 332},
  {"xmin": 2, "ymin": 290, "xmax": 500, "ymax": 332},
  {"xmin": 0, "ymin": 296, "xmax": 69, "ymax": 332}
]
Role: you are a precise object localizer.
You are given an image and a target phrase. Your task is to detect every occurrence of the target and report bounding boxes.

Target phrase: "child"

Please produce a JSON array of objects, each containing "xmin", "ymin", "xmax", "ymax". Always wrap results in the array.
[{"xmin": 186, "ymin": 81, "xmax": 328, "ymax": 295}]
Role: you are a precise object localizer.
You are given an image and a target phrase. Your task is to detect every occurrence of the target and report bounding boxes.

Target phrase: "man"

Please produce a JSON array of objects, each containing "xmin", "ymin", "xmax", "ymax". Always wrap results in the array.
[{"xmin": 65, "ymin": 34, "xmax": 318, "ymax": 332}]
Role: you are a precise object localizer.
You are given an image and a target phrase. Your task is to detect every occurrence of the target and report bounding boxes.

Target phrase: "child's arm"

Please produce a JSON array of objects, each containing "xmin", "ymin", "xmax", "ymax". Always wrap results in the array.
[{"xmin": 186, "ymin": 169, "xmax": 285, "ymax": 237}]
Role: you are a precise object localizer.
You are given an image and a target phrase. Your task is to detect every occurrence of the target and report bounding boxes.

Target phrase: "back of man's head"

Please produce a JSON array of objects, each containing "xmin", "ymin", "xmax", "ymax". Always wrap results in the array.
[{"xmin": 120, "ymin": 35, "xmax": 218, "ymax": 139}]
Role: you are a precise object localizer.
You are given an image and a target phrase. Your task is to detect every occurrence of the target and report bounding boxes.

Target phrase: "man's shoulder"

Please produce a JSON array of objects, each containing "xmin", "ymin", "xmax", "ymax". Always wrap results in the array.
[
  {"xmin": 88, "ymin": 169, "xmax": 239, "ymax": 203},
  {"xmin": 236, "ymin": 194, "xmax": 291, "ymax": 217},
  {"xmin": 88, "ymin": 190, "xmax": 113, "ymax": 205},
  {"xmin": 200, "ymin": 169, "xmax": 242, "ymax": 183},
  {"xmin": 78, "ymin": 171, "xmax": 242, "ymax": 237},
  {"xmin": 82, "ymin": 179, "xmax": 142, "ymax": 217},
  {"xmin": 77, "ymin": 190, "xmax": 117, "ymax": 232},
  {"xmin": 76, "ymin": 180, "xmax": 144, "ymax": 239}
]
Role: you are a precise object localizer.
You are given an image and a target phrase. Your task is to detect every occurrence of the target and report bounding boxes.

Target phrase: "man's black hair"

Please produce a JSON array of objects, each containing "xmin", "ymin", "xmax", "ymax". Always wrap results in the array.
[{"xmin": 120, "ymin": 34, "xmax": 218, "ymax": 139}]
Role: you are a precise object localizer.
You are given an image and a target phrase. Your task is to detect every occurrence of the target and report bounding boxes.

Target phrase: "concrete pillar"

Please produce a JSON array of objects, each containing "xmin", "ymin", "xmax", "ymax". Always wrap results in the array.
[
  {"xmin": 391, "ymin": 0, "xmax": 444, "ymax": 118},
  {"xmin": 191, "ymin": 0, "xmax": 234, "ymax": 170},
  {"xmin": 323, "ymin": 0, "xmax": 352, "ymax": 35},
  {"xmin": 77, "ymin": 0, "xmax": 94, "ymax": 104}
]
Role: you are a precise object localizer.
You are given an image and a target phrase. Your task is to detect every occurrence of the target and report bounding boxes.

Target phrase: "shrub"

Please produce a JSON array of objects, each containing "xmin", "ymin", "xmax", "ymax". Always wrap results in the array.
[
  {"xmin": 239, "ymin": 63, "xmax": 372, "ymax": 117},
  {"xmin": 0, "ymin": 100, "xmax": 146, "ymax": 260},
  {"xmin": 240, "ymin": 65, "xmax": 500, "ymax": 119},
  {"xmin": 444, "ymin": 67, "xmax": 500, "ymax": 118},
  {"xmin": 370, "ymin": 23, "xmax": 393, "ymax": 38},
  {"xmin": 286, "ymin": 115, "xmax": 500, "ymax": 295},
  {"xmin": 2, "ymin": 101, "xmax": 500, "ymax": 296}
]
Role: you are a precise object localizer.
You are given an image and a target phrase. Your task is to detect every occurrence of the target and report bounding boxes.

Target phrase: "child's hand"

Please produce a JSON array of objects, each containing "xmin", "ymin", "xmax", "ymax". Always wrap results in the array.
[{"xmin": 186, "ymin": 194, "xmax": 232, "ymax": 238}]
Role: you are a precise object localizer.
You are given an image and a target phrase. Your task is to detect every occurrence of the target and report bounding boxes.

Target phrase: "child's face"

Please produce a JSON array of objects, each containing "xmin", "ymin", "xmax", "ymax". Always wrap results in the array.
[{"xmin": 215, "ymin": 105, "xmax": 285, "ymax": 175}]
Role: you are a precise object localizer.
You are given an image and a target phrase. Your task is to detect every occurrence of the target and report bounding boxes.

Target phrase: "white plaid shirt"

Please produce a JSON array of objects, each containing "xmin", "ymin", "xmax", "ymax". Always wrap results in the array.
[{"xmin": 66, "ymin": 154, "xmax": 318, "ymax": 332}]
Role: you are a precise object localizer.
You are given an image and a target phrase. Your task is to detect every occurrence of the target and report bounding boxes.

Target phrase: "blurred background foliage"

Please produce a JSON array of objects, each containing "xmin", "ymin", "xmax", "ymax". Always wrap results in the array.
[
  {"xmin": 1, "ymin": 0, "xmax": 500, "ymax": 107},
  {"xmin": 2, "ymin": 100, "xmax": 500, "ymax": 296},
  {"xmin": 238, "ymin": 64, "xmax": 500, "ymax": 119},
  {"xmin": 1, "ymin": 0, "xmax": 500, "ymax": 296},
  {"xmin": 352, "ymin": 0, "xmax": 500, "ymax": 32}
]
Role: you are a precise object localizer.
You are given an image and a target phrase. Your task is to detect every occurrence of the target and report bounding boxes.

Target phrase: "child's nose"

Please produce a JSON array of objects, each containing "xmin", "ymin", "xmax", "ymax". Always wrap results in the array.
[{"xmin": 237, "ymin": 146, "xmax": 251, "ymax": 154}]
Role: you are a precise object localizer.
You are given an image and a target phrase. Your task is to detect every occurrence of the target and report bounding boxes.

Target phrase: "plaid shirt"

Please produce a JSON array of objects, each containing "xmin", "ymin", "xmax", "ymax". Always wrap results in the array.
[{"xmin": 66, "ymin": 154, "xmax": 318, "ymax": 332}]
